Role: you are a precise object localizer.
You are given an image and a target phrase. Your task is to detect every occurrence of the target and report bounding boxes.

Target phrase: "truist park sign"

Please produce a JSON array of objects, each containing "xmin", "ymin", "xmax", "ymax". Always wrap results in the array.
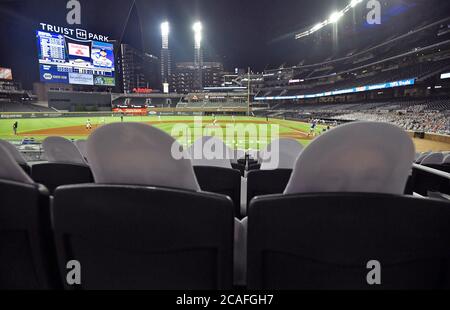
[
  {"xmin": 36, "ymin": 23, "xmax": 115, "ymax": 86},
  {"xmin": 38, "ymin": 23, "xmax": 110, "ymax": 42}
]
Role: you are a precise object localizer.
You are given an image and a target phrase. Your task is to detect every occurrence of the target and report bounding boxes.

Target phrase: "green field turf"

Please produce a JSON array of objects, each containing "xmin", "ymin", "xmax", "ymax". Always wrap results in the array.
[{"xmin": 0, "ymin": 115, "xmax": 325, "ymax": 150}]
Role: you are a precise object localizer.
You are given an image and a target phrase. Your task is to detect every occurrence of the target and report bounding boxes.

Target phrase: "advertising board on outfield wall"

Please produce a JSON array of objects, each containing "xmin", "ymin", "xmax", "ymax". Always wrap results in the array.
[
  {"xmin": 112, "ymin": 108, "xmax": 148, "ymax": 115},
  {"xmin": 254, "ymin": 78, "xmax": 416, "ymax": 101}
]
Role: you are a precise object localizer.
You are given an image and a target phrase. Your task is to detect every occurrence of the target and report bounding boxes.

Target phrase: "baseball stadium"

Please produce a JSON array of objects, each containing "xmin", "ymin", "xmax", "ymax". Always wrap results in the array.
[{"xmin": 1, "ymin": 0, "xmax": 450, "ymax": 293}]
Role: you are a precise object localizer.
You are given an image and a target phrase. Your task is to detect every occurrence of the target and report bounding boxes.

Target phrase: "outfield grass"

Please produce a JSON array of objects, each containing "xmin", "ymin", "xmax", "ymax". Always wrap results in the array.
[{"xmin": 0, "ymin": 115, "xmax": 325, "ymax": 150}]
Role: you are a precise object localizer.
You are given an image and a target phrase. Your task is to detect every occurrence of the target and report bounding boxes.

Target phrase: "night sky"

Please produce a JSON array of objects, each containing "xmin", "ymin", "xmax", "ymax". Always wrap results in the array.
[{"xmin": 0, "ymin": 0, "xmax": 448, "ymax": 89}]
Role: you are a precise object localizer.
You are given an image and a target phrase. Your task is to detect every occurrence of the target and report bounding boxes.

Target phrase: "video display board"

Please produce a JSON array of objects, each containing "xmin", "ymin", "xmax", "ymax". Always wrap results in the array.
[
  {"xmin": 441, "ymin": 72, "xmax": 450, "ymax": 80},
  {"xmin": 0, "ymin": 67, "xmax": 13, "ymax": 80},
  {"xmin": 36, "ymin": 30, "xmax": 115, "ymax": 86}
]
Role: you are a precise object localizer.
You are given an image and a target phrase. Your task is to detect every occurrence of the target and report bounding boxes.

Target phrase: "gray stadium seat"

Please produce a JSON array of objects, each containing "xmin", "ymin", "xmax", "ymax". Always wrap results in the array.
[
  {"xmin": 443, "ymin": 154, "xmax": 450, "ymax": 165},
  {"xmin": 248, "ymin": 194, "xmax": 450, "ymax": 289},
  {"xmin": 187, "ymin": 136, "xmax": 233, "ymax": 169},
  {"xmin": 193, "ymin": 166, "xmax": 242, "ymax": 218},
  {"xmin": 259, "ymin": 138, "xmax": 304, "ymax": 170},
  {"xmin": 0, "ymin": 139, "xmax": 31, "ymax": 176},
  {"xmin": 187, "ymin": 137, "xmax": 244, "ymax": 216},
  {"xmin": 42, "ymin": 136, "xmax": 87, "ymax": 165},
  {"xmin": 0, "ymin": 145, "xmax": 60, "ymax": 289},
  {"xmin": 420, "ymin": 152, "xmax": 444, "ymax": 165},
  {"xmin": 31, "ymin": 163, "xmax": 94, "ymax": 195},
  {"xmin": 32, "ymin": 137, "xmax": 95, "ymax": 194},
  {"xmin": 246, "ymin": 122, "xmax": 450, "ymax": 289},
  {"xmin": 53, "ymin": 123, "xmax": 235, "ymax": 289},
  {"xmin": 246, "ymin": 169, "xmax": 293, "ymax": 206},
  {"xmin": 284, "ymin": 122, "xmax": 414, "ymax": 194},
  {"xmin": 415, "ymin": 152, "xmax": 431, "ymax": 164},
  {"xmin": 74, "ymin": 140, "xmax": 88, "ymax": 161}
]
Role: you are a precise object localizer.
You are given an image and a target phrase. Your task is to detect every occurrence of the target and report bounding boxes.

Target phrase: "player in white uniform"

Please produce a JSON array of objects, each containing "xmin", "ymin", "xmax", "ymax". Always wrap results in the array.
[{"xmin": 86, "ymin": 119, "xmax": 92, "ymax": 130}]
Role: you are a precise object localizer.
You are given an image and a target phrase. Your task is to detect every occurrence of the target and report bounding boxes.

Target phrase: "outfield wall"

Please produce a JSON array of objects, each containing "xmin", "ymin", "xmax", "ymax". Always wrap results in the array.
[
  {"xmin": 407, "ymin": 131, "xmax": 450, "ymax": 144},
  {"xmin": 0, "ymin": 108, "xmax": 249, "ymax": 119},
  {"xmin": 48, "ymin": 91, "xmax": 112, "ymax": 111}
]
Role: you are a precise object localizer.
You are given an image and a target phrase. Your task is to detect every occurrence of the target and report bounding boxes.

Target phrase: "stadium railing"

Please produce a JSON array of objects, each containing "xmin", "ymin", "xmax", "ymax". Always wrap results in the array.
[{"xmin": 410, "ymin": 164, "xmax": 450, "ymax": 198}]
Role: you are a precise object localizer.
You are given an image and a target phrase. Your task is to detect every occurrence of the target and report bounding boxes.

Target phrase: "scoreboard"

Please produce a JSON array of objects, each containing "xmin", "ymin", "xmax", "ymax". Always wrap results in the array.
[{"xmin": 36, "ymin": 30, "xmax": 115, "ymax": 86}]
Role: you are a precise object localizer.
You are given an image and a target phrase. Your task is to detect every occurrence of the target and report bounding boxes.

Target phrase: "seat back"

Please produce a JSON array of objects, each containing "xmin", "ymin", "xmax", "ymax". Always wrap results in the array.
[
  {"xmin": 194, "ymin": 166, "xmax": 241, "ymax": 217},
  {"xmin": 246, "ymin": 169, "xmax": 292, "ymax": 205},
  {"xmin": 259, "ymin": 139, "xmax": 303, "ymax": 170},
  {"xmin": 0, "ymin": 180, "xmax": 60, "ymax": 289},
  {"xmin": 284, "ymin": 122, "xmax": 415, "ymax": 195},
  {"xmin": 187, "ymin": 136, "xmax": 233, "ymax": 169},
  {"xmin": 421, "ymin": 152, "xmax": 444, "ymax": 165},
  {"xmin": 248, "ymin": 193, "xmax": 450, "ymax": 289},
  {"xmin": 0, "ymin": 139, "xmax": 31, "ymax": 175},
  {"xmin": 53, "ymin": 185, "xmax": 234, "ymax": 290},
  {"xmin": 19, "ymin": 163, "xmax": 32, "ymax": 176},
  {"xmin": 0, "ymin": 145, "xmax": 59, "ymax": 289},
  {"xmin": 74, "ymin": 140, "xmax": 88, "ymax": 160},
  {"xmin": 42, "ymin": 136, "xmax": 87, "ymax": 165},
  {"xmin": 415, "ymin": 152, "xmax": 431, "ymax": 164},
  {"xmin": 443, "ymin": 154, "xmax": 450, "ymax": 165},
  {"xmin": 31, "ymin": 163, "xmax": 94, "ymax": 194},
  {"xmin": 87, "ymin": 122, "xmax": 200, "ymax": 191}
]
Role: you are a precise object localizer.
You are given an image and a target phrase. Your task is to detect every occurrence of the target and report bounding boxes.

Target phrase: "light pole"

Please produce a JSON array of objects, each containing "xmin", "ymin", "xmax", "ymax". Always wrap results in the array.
[
  {"xmin": 193, "ymin": 22, "xmax": 203, "ymax": 91},
  {"xmin": 161, "ymin": 21, "xmax": 171, "ymax": 93},
  {"xmin": 247, "ymin": 67, "xmax": 251, "ymax": 116}
]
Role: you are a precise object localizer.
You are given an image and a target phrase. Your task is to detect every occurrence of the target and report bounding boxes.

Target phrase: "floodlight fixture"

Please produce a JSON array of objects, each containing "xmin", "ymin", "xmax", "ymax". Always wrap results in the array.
[
  {"xmin": 161, "ymin": 21, "xmax": 169, "ymax": 36},
  {"xmin": 193, "ymin": 21, "xmax": 202, "ymax": 49},
  {"xmin": 329, "ymin": 11, "xmax": 344, "ymax": 23},
  {"xmin": 350, "ymin": 0, "xmax": 363, "ymax": 8}
]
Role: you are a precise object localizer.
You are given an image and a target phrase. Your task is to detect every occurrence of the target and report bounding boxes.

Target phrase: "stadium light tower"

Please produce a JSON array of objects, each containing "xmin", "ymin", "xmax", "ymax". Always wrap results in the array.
[
  {"xmin": 161, "ymin": 21, "xmax": 169, "ymax": 49},
  {"xmin": 160, "ymin": 21, "xmax": 171, "ymax": 93},
  {"xmin": 193, "ymin": 21, "xmax": 203, "ymax": 90},
  {"xmin": 296, "ymin": 0, "xmax": 364, "ymax": 39},
  {"xmin": 329, "ymin": 11, "xmax": 344, "ymax": 23},
  {"xmin": 350, "ymin": 0, "xmax": 363, "ymax": 8},
  {"xmin": 311, "ymin": 22, "xmax": 325, "ymax": 32},
  {"xmin": 193, "ymin": 22, "xmax": 203, "ymax": 49}
]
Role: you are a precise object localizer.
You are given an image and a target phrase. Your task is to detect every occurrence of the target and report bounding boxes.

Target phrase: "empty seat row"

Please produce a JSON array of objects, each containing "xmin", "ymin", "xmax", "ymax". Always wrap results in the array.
[
  {"xmin": 3, "ymin": 131, "xmax": 450, "ymax": 215},
  {"xmin": 416, "ymin": 151, "xmax": 450, "ymax": 165}
]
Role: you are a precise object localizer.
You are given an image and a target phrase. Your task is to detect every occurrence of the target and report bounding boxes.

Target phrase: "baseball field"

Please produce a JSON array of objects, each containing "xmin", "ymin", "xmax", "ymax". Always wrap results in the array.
[
  {"xmin": 0, "ymin": 115, "xmax": 323, "ymax": 150},
  {"xmin": 1, "ymin": 115, "xmax": 449, "ymax": 152}
]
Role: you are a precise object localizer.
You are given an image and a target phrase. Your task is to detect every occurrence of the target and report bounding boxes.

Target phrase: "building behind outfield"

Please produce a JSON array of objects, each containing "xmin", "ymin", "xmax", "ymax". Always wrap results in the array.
[
  {"xmin": 172, "ymin": 62, "xmax": 226, "ymax": 94},
  {"xmin": 120, "ymin": 44, "xmax": 161, "ymax": 94}
]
